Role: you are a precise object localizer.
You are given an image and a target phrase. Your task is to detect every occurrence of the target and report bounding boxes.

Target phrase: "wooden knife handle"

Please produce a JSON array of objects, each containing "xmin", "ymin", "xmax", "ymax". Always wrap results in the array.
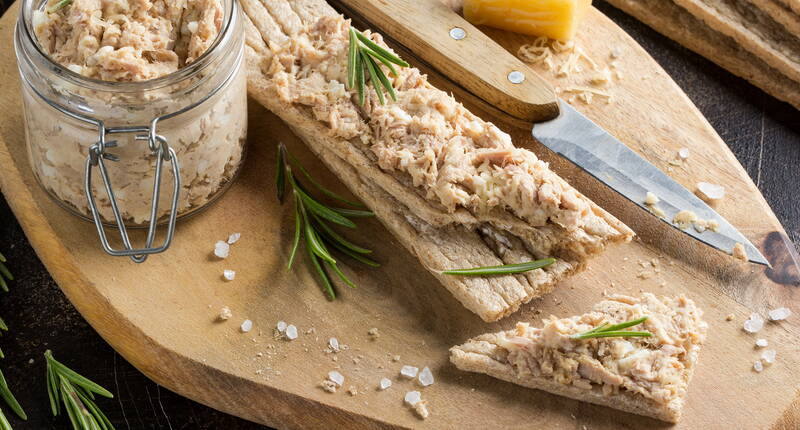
[{"xmin": 335, "ymin": 0, "xmax": 559, "ymax": 122}]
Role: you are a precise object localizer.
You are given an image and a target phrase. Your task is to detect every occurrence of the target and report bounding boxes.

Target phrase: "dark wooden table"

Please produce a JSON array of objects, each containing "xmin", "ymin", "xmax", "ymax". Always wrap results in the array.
[{"xmin": 1, "ymin": 2, "xmax": 798, "ymax": 429}]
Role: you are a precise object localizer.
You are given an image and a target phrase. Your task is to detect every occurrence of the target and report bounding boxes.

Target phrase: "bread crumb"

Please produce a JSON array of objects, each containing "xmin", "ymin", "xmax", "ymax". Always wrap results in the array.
[
  {"xmin": 368, "ymin": 327, "xmax": 380, "ymax": 340},
  {"xmin": 673, "ymin": 210, "xmax": 698, "ymax": 229},
  {"xmin": 725, "ymin": 314, "xmax": 734, "ymax": 321},
  {"xmin": 218, "ymin": 306, "xmax": 232, "ymax": 321},
  {"xmin": 347, "ymin": 386, "xmax": 358, "ymax": 396},
  {"xmin": 732, "ymin": 243, "xmax": 747, "ymax": 261},
  {"xmin": 413, "ymin": 401, "xmax": 430, "ymax": 420},
  {"xmin": 320, "ymin": 380, "xmax": 338, "ymax": 393}
]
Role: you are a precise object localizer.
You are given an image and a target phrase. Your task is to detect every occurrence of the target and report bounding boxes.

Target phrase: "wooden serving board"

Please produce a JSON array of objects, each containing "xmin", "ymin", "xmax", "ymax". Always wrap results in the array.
[{"xmin": 1, "ymin": 3, "xmax": 799, "ymax": 429}]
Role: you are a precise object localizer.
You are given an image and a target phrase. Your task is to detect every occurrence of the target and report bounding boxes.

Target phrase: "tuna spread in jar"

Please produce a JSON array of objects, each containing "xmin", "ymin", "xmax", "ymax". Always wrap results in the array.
[{"xmin": 15, "ymin": 0, "xmax": 247, "ymax": 226}]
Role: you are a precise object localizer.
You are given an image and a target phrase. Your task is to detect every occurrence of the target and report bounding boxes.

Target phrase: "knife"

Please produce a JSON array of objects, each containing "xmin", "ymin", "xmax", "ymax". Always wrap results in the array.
[{"xmin": 332, "ymin": 0, "xmax": 769, "ymax": 266}]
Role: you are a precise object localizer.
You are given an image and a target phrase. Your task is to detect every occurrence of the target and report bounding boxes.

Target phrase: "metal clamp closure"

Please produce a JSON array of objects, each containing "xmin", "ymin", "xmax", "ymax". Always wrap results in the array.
[{"xmin": 84, "ymin": 118, "xmax": 180, "ymax": 263}]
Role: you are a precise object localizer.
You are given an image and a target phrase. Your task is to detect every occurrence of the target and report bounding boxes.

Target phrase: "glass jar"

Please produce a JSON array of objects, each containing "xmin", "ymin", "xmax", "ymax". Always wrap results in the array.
[{"xmin": 14, "ymin": 0, "xmax": 247, "ymax": 262}]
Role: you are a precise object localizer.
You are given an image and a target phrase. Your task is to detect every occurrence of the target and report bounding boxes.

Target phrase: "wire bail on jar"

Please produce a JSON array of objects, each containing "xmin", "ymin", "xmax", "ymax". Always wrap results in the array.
[{"xmin": 84, "ymin": 116, "xmax": 181, "ymax": 264}]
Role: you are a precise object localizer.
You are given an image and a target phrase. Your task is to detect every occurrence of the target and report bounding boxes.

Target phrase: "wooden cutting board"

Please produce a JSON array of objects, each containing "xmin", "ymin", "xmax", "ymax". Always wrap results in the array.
[{"xmin": 1, "ymin": 3, "xmax": 799, "ymax": 429}]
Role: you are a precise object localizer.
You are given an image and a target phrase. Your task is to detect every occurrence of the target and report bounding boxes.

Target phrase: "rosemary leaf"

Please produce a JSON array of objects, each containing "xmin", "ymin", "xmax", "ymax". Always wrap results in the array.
[
  {"xmin": 571, "ymin": 317, "xmax": 652, "ymax": 340},
  {"xmin": 571, "ymin": 331, "xmax": 653, "ymax": 340},
  {"xmin": 328, "ymin": 262, "xmax": 357, "ymax": 289},
  {"xmin": 45, "ymin": 351, "xmax": 113, "ymax": 398},
  {"xmin": 354, "ymin": 31, "xmax": 410, "ymax": 67},
  {"xmin": 285, "ymin": 149, "xmax": 363, "ymax": 207},
  {"xmin": 362, "ymin": 51, "xmax": 385, "ymax": 105},
  {"xmin": 322, "ymin": 236, "xmax": 381, "ymax": 268},
  {"xmin": 301, "ymin": 208, "xmax": 336, "ymax": 264},
  {"xmin": 347, "ymin": 28, "xmax": 359, "ymax": 89},
  {"xmin": 46, "ymin": 365, "xmax": 59, "ymax": 416},
  {"xmin": 366, "ymin": 54, "xmax": 398, "ymax": 102},
  {"xmin": 332, "ymin": 208, "xmax": 374, "ymax": 218},
  {"xmin": 307, "ymin": 243, "xmax": 335, "ymax": 300},
  {"xmin": 0, "ymin": 318, "xmax": 6, "ymax": 331},
  {"xmin": 312, "ymin": 216, "xmax": 372, "ymax": 255},
  {"xmin": 442, "ymin": 258, "xmax": 556, "ymax": 276},
  {"xmin": 0, "ymin": 409, "xmax": 11, "ymax": 430},
  {"xmin": 275, "ymin": 145, "xmax": 287, "ymax": 203},
  {"xmin": 46, "ymin": 0, "xmax": 72, "ymax": 13},
  {"xmin": 287, "ymin": 194, "xmax": 302, "ymax": 270},
  {"xmin": 356, "ymin": 50, "xmax": 366, "ymax": 106},
  {"xmin": 0, "ymin": 370, "xmax": 25, "ymax": 420},
  {"xmin": 294, "ymin": 187, "xmax": 355, "ymax": 228},
  {"xmin": 360, "ymin": 45, "xmax": 398, "ymax": 76}
]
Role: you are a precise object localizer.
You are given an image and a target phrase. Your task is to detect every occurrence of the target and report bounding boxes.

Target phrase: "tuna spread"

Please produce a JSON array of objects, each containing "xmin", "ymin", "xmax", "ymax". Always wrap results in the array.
[{"xmin": 23, "ymin": 0, "xmax": 246, "ymax": 224}]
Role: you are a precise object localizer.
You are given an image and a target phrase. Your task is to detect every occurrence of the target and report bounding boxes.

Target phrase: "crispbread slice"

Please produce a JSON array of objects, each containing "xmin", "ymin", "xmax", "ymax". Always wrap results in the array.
[
  {"xmin": 606, "ymin": 0, "xmax": 800, "ymax": 109},
  {"xmin": 450, "ymin": 294, "xmax": 708, "ymax": 422},
  {"xmin": 242, "ymin": 0, "xmax": 633, "ymax": 321}
]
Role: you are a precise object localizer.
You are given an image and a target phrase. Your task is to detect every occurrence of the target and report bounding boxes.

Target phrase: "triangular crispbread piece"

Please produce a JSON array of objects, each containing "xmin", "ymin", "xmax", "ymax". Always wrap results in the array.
[{"xmin": 450, "ymin": 294, "xmax": 707, "ymax": 422}]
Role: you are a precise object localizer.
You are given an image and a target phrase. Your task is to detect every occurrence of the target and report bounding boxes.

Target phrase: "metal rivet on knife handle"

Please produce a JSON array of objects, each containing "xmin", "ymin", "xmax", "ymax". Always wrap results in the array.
[
  {"xmin": 449, "ymin": 27, "xmax": 466, "ymax": 40},
  {"xmin": 508, "ymin": 71, "xmax": 526, "ymax": 84}
]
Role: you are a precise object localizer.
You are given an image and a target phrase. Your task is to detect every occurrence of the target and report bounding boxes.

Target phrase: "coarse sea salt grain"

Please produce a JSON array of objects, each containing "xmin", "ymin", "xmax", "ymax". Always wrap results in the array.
[
  {"xmin": 761, "ymin": 349, "xmax": 776, "ymax": 364},
  {"xmin": 214, "ymin": 241, "xmax": 230, "ymax": 258},
  {"xmin": 285, "ymin": 324, "xmax": 298, "ymax": 340},
  {"xmin": 418, "ymin": 367, "xmax": 434, "ymax": 387},
  {"xmin": 678, "ymin": 148, "xmax": 690, "ymax": 160},
  {"xmin": 223, "ymin": 270, "xmax": 236, "ymax": 281},
  {"xmin": 379, "ymin": 378, "xmax": 392, "ymax": 390},
  {"xmin": 240, "ymin": 319, "xmax": 253, "ymax": 333},
  {"xmin": 277, "ymin": 321, "xmax": 287, "ymax": 332},
  {"xmin": 328, "ymin": 371, "xmax": 344, "ymax": 386},
  {"xmin": 753, "ymin": 360, "xmax": 763, "ymax": 373},
  {"xmin": 696, "ymin": 182, "xmax": 726, "ymax": 201},
  {"xmin": 743, "ymin": 313, "xmax": 764, "ymax": 333},
  {"xmin": 227, "ymin": 232, "xmax": 241, "ymax": 244},
  {"xmin": 400, "ymin": 365, "xmax": 419, "ymax": 379},
  {"xmin": 768, "ymin": 307, "xmax": 791, "ymax": 321},
  {"xmin": 329, "ymin": 337, "xmax": 340, "ymax": 351},
  {"xmin": 404, "ymin": 391, "xmax": 421, "ymax": 406},
  {"xmin": 755, "ymin": 339, "xmax": 768, "ymax": 348}
]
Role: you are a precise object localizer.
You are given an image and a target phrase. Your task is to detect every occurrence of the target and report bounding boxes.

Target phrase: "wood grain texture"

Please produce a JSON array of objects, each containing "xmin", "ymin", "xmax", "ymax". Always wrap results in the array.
[{"xmin": 0, "ymin": 2, "xmax": 799, "ymax": 430}]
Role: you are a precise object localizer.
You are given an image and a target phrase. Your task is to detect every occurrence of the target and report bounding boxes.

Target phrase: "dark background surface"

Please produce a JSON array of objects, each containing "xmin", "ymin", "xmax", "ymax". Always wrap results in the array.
[{"xmin": 0, "ymin": 1, "xmax": 798, "ymax": 429}]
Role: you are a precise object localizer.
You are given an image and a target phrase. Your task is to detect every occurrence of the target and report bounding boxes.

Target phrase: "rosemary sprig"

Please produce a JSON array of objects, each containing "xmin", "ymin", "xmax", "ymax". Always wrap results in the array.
[
  {"xmin": 442, "ymin": 258, "xmax": 556, "ymax": 276},
  {"xmin": 347, "ymin": 27, "xmax": 409, "ymax": 106},
  {"xmin": 45, "ymin": 350, "xmax": 115, "ymax": 430},
  {"xmin": 46, "ymin": 0, "xmax": 72, "ymax": 13},
  {"xmin": 571, "ymin": 316, "xmax": 653, "ymax": 340},
  {"xmin": 276, "ymin": 143, "xmax": 378, "ymax": 299},
  {"xmin": 0, "ymin": 252, "xmax": 25, "ymax": 427}
]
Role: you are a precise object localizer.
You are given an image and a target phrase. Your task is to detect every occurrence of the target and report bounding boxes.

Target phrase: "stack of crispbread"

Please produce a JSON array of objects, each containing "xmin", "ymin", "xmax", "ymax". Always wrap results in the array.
[{"xmin": 604, "ymin": 0, "xmax": 800, "ymax": 109}]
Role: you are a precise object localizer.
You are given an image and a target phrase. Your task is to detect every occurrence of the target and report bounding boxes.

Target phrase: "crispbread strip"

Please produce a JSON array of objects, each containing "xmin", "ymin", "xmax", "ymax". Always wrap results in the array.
[
  {"xmin": 606, "ymin": 0, "xmax": 800, "ymax": 109},
  {"xmin": 672, "ymin": 0, "xmax": 800, "ymax": 83},
  {"xmin": 243, "ymin": 0, "xmax": 631, "ymax": 320},
  {"xmin": 744, "ymin": 0, "xmax": 800, "ymax": 37},
  {"xmin": 449, "ymin": 338, "xmax": 687, "ymax": 422}
]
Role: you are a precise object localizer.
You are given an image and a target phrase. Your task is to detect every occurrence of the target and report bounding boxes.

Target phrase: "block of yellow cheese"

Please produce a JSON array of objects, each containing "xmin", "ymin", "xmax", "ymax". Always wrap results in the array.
[{"xmin": 463, "ymin": 0, "xmax": 592, "ymax": 41}]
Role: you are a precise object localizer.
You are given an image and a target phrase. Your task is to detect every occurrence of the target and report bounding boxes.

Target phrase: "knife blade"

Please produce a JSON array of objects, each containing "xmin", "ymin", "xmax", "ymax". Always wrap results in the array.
[{"xmin": 533, "ymin": 100, "xmax": 769, "ymax": 266}]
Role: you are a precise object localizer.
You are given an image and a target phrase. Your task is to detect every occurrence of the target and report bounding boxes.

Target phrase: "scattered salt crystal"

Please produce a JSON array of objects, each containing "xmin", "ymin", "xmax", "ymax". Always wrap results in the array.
[
  {"xmin": 240, "ymin": 319, "xmax": 253, "ymax": 333},
  {"xmin": 329, "ymin": 337, "xmax": 340, "ymax": 352},
  {"xmin": 696, "ymin": 182, "xmax": 726, "ymax": 201},
  {"xmin": 328, "ymin": 370, "xmax": 345, "ymax": 386},
  {"xmin": 404, "ymin": 391, "xmax": 421, "ymax": 406},
  {"xmin": 418, "ymin": 367, "xmax": 434, "ymax": 387},
  {"xmin": 755, "ymin": 339, "xmax": 768, "ymax": 348},
  {"xmin": 400, "ymin": 365, "xmax": 419, "ymax": 379},
  {"xmin": 223, "ymin": 270, "xmax": 236, "ymax": 281},
  {"xmin": 678, "ymin": 148, "xmax": 690, "ymax": 160},
  {"xmin": 379, "ymin": 378, "xmax": 392, "ymax": 390},
  {"xmin": 768, "ymin": 307, "xmax": 791, "ymax": 321},
  {"xmin": 753, "ymin": 360, "xmax": 763, "ymax": 372},
  {"xmin": 277, "ymin": 321, "xmax": 287, "ymax": 332},
  {"xmin": 285, "ymin": 324, "xmax": 298, "ymax": 340},
  {"xmin": 743, "ymin": 313, "xmax": 764, "ymax": 333},
  {"xmin": 227, "ymin": 232, "xmax": 241, "ymax": 244},
  {"xmin": 761, "ymin": 349, "xmax": 776, "ymax": 364},
  {"xmin": 214, "ymin": 241, "xmax": 230, "ymax": 258},
  {"xmin": 218, "ymin": 306, "xmax": 232, "ymax": 321}
]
